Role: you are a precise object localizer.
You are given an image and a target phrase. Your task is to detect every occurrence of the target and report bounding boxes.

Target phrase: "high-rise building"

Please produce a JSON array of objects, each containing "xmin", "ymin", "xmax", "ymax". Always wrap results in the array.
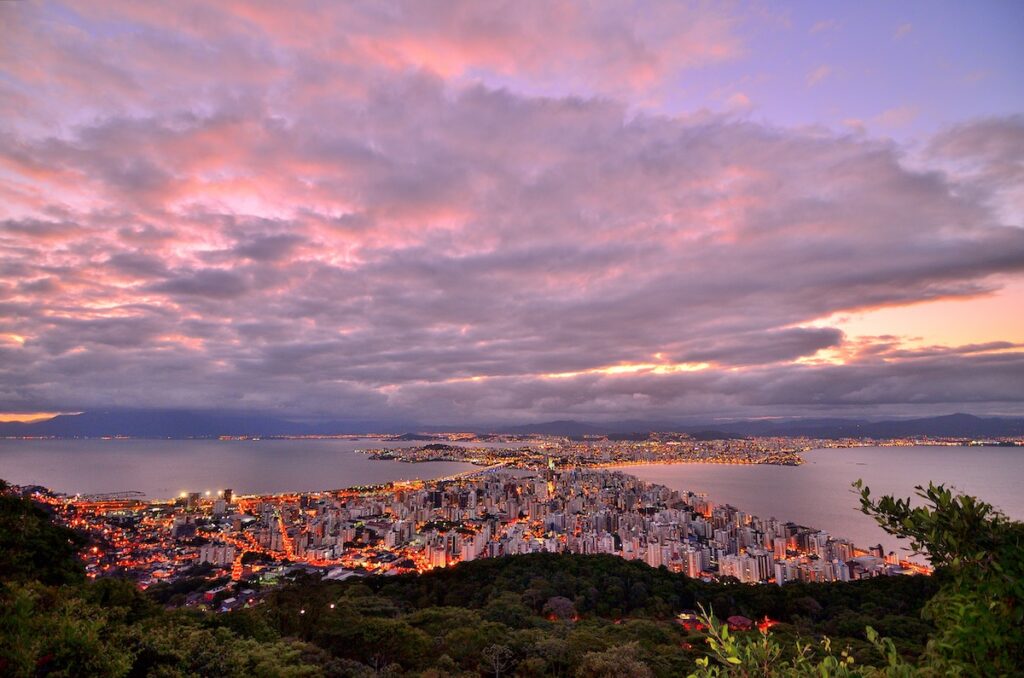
[
  {"xmin": 645, "ymin": 539, "xmax": 663, "ymax": 568},
  {"xmin": 684, "ymin": 547, "xmax": 703, "ymax": 578},
  {"xmin": 199, "ymin": 544, "xmax": 236, "ymax": 566}
]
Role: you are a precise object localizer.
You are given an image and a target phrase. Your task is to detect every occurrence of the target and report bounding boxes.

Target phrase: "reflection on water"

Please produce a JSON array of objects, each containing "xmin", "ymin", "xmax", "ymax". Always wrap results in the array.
[
  {"xmin": 0, "ymin": 438, "xmax": 483, "ymax": 499},
  {"xmin": 2, "ymin": 441, "xmax": 1020, "ymax": 558}
]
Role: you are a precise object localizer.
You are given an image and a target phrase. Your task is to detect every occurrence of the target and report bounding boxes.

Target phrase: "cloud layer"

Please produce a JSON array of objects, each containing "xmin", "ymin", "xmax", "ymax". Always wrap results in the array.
[{"xmin": 1, "ymin": 1, "xmax": 1023, "ymax": 423}]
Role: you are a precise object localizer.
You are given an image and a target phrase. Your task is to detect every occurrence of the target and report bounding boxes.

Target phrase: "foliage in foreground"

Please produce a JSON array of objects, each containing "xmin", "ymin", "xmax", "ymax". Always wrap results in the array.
[
  {"xmin": 0, "ymin": 483, "xmax": 84, "ymax": 586},
  {"xmin": 688, "ymin": 610, "xmax": 917, "ymax": 678},
  {"xmin": 0, "ymin": 478, "xmax": 1021, "ymax": 676},
  {"xmin": 856, "ymin": 480, "xmax": 1024, "ymax": 675},
  {"xmin": 683, "ymin": 481, "xmax": 1024, "ymax": 677}
]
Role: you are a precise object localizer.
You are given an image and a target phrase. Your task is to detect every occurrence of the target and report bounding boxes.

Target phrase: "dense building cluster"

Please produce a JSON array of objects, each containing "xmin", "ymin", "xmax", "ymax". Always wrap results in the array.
[
  {"xmin": 365, "ymin": 436, "xmax": 808, "ymax": 467},
  {"xmin": 33, "ymin": 464, "xmax": 927, "ymax": 611}
]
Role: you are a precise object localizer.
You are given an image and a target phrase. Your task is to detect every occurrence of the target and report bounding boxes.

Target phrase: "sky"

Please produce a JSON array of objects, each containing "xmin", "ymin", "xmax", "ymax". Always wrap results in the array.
[{"xmin": 1, "ymin": 0, "xmax": 1023, "ymax": 425}]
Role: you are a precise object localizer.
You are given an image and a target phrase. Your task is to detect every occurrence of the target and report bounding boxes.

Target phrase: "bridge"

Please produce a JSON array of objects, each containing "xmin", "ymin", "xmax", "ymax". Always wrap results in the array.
[
  {"xmin": 76, "ymin": 490, "xmax": 146, "ymax": 501},
  {"xmin": 70, "ymin": 490, "xmax": 147, "ymax": 511},
  {"xmin": 434, "ymin": 463, "xmax": 509, "ymax": 483}
]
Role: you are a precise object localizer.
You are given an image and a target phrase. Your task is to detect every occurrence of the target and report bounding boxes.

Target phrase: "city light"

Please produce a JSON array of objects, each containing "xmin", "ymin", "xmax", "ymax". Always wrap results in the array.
[{"xmin": 25, "ymin": 435, "xmax": 943, "ymax": 611}]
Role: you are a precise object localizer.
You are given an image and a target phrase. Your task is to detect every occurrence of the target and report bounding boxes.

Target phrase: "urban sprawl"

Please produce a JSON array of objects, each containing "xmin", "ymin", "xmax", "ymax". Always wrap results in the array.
[{"xmin": 6, "ymin": 434, "xmax": 966, "ymax": 613}]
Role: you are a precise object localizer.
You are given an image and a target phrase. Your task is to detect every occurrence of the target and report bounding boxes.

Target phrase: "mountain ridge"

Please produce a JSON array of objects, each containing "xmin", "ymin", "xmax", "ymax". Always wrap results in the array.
[{"xmin": 2, "ymin": 409, "xmax": 1023, "ymax": 439}]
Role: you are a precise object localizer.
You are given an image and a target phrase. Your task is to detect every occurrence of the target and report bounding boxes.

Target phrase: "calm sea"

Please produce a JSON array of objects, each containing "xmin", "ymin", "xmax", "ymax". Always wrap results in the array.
[
  {"xmin": 2, "ymin": 441, "xmax": 1021, "ymax": 558},
  {"xmin": 618, "ymin": 445, "xmax": 1024, "ymax": 558},
  {"xmin": 0, "ymin": 438, "xmax": 485, "ymax": 499}
]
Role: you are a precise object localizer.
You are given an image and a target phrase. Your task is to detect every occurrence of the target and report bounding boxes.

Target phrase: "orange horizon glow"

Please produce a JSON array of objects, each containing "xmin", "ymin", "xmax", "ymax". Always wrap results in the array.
[
  {"xmin": 0, "ymin": 412, "xmax": 68, "ymax": 423},
  {"xmin": 810, "ymin": 278, "xmax": 1024, "ymax": 350},
  {"xmin": 2, "ymin": 2, "xmax": 1023, "ymax": 421}
]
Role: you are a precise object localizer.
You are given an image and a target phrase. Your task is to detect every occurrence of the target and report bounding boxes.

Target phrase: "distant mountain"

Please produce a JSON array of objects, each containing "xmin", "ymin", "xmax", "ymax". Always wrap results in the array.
[
  {"xmin": 392, "ymin": 432, "xmax": 443, "ymax": 441},
  {"xmin": 712, "ymin": 413, "xmax": 1024, "ymax": 439},
  {"xmin": 495, "ymin": 419, "xmax": 684, "ymax": 436},
  {"xmin": 487, "ymin": 414, "xmax": 1024, "ymax": 439},
  {"xmin": 687, "ymin": 430, "xmax": 750, "ymax": 441},
  {"xmin": 0, "ymin": 410, "xmax": 419, "ymax": 438},
  {"xmin": 498, "ymin": 420, "xmax": 610, "ymax": 436},
  {"xmin": 2, "ymin": 410, "xmax": 1022, "ymax": 440}
]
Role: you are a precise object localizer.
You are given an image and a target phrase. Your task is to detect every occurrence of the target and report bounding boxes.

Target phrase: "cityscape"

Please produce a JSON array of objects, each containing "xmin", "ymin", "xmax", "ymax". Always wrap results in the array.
[
  {"xmin": 355, "ymin": 432, "xmax": 1023, "ymax": 468},
  {"xmin": 8, "ymin": 429, "xmax": 1019, "ymax": 614},
  {"xmin": 2, "ymin": 0, "xmax": 1023, "ymax": 675},
  {"xmin": 12, "ymin": 432, "xmax": 972, "ymax": 614},
  {"xmin": 19, "ymin": 467, "xmax": 927, "ymax": 612}
]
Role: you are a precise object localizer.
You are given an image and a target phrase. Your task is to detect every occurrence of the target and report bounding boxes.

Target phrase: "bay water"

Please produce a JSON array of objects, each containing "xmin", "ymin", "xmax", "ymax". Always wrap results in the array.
[
  {"xmin": 618, "ymin": 445, "xmax": 1024, "ymax": 557},
  {"xmin": 2, "ymin": 440, "xmax": 1021, "ymax": 559}
]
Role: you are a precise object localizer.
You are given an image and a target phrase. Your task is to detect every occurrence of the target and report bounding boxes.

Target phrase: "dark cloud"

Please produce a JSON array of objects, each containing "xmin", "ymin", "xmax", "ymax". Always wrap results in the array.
[
  {"xmin": 675, "ymin": 328, "xmax": 845, "ymax": 366},
  {"xmin": 0, "ymin": 1, "xmax": 1022, "ymax": 422},
  {"xmin": 232, "ymin": 234, "xmax": 306, "ymax": 262},
  {"xmin": 105, "ymin": 252, "xmax": 171, "ymax": 279},
  {"xmin": 117, "ymin": 224, "xmax": 176, "ymax": 244},
  {"xmin": 147, "ymin": 269, "xmax": 249, "ymax": 299},
  {"xmin": 17, "ymin": 277, "xmax": 62, "ymax": 294},
  {"xmin": 1, "ymin": 218, "xmax": 83, "ymax": 240},
  {"xmin": 37, "ymin": 315, "xmax": 168, "ymax": 352}
]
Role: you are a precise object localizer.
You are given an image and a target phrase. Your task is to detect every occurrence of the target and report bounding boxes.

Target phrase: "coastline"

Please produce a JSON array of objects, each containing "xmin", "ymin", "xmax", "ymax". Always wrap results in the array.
[
  {"xmin": 19, "ymin": 461, "xmax": 931, "ymax": 592},
  {"xmin": 594, "ymin": 457, "xmax": 803, "ymax": 469}
]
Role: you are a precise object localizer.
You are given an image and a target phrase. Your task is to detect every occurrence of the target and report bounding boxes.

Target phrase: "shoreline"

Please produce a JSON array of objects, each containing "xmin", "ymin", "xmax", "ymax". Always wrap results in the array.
[
  {"xmin": 595, "ymin": 458, "xmax": 803, "ymax": 470},
  {"xmin": 26, "ymin": 460, "xmax": 506, "ymax": 505},
  {"xmin": 21, "ymin": 461, "xmax": 932, "ymax": 590}
]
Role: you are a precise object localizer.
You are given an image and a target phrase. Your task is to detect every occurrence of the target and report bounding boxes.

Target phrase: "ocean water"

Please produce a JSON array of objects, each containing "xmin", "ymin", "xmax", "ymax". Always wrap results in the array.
[
  {"xmin": 0, "ymin": 438, "xmax": 484, "ymax": 499},
  {"xmin": 618, "ymin": 445, "xmax": 1024, "ymax": 557},
  {"xmin": 2, "ymin": 441, "xmax": 1021, "ymax": 559}
]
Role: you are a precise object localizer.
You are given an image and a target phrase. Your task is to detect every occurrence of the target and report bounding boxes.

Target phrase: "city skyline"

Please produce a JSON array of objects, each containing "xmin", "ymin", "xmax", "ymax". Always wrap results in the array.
[{"xmin": 2, "ymin": 1, "xmax": 1024, "ymax": 425}]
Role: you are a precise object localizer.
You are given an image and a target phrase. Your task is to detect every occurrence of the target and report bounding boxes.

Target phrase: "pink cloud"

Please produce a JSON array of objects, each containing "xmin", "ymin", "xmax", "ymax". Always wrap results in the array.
[
  {"xmin": 0, "ymin": 1, "xmax": 1022, "ymax": 421},
  {"xmin": 805, "ymin": 64, "xmax": 832, "ymax": 87},
  {"xmin": 874, "ymin": 104, "xmax": 920, "ymax": 128}
]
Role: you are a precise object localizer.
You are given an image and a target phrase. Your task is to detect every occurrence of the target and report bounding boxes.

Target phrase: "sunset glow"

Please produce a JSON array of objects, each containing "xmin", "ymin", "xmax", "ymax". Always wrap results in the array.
[
  {"xmin": 0, "ymin": 412, "xmax": 70, "ymax": 423},
  {"xmin": 1, "ymin": 1, "xmax": 1022, "ymax": 425}
]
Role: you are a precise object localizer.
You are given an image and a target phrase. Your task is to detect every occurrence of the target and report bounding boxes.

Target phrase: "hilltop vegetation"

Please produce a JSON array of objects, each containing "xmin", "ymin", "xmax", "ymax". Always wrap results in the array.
[{"xmin": 0, "ymin": 478, "xmax": 1020, "ymax": 677}]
